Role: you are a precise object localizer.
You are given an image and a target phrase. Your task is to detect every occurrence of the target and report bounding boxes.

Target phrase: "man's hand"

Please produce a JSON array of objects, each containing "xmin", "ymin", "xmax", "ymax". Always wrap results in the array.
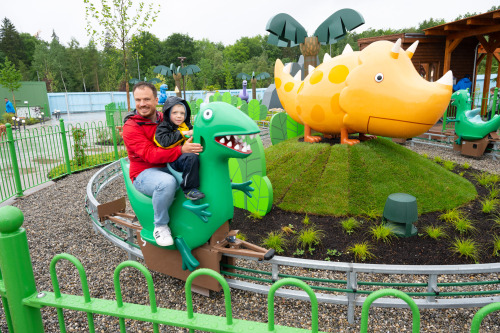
[{"xmin": 181, "ymin": 136, "xmax": 203, "ymax": 155}]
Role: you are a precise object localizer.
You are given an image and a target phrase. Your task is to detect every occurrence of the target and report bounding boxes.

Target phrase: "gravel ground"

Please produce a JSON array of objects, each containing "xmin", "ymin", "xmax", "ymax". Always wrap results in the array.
[{"xmin": 1, "ymin": 135, "xmax": 500, "ymax": 332}]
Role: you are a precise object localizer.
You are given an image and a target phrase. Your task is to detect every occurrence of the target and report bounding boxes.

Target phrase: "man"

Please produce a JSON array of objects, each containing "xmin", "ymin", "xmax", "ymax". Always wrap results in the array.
[
  {"xmin": 122, "ymin": 82, "xmax": 203, "ymax": 246},
  {"xmin": 4, "ymin": 98, "xmax": 15, "ymax": 114}
]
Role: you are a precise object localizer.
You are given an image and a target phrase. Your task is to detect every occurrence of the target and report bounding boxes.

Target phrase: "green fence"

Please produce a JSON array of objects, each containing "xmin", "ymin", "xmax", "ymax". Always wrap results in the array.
[
  {"xmin": 0, "ymin": 109, "xmax": 125, "ymax": 204},
  {"xmin": 0, "ymin": 205, "xmax": 499, "ymax": 332}
]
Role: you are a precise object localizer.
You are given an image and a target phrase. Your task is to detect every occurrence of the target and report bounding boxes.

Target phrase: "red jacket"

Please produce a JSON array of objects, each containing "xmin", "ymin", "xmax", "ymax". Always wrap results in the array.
[{"xmin": 122, "ymin": 110, "xmax": 182, "ymax": 181}]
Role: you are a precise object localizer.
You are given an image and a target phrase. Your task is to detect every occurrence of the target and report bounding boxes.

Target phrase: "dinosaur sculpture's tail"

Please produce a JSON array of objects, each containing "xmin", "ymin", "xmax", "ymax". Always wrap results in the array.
[{"xmin": 274, "ymin": 59, "xmax": 303, "ymax": 125}]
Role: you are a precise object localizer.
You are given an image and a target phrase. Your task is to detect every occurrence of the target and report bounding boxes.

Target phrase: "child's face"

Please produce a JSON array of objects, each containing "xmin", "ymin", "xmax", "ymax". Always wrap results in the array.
[{"xmin": 170, "ymin": 104, "xmax": 186, "ymax": 126}]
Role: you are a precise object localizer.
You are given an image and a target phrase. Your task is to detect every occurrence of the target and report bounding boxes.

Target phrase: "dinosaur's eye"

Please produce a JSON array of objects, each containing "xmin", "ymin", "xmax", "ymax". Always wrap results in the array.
[
  {"xmin": 374, "ymin": 73, "xmax": 384, "ymax": 82},
  {"xmin": 203, "ymin": 109, "xmax": 213, "ymax": 120}
]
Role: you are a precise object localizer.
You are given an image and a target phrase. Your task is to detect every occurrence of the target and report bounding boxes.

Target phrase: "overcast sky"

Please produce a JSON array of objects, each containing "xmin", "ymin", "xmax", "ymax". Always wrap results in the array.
[{"xmin": 3, "ymin": 0, "xmax": 499, "ymax": 47}]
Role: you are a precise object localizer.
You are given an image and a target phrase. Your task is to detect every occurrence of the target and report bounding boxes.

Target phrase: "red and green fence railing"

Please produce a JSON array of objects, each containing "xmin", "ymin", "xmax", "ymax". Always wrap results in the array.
[{"xmin": 0, "ymin": 111, "xmax": 125, "ymax": 204}]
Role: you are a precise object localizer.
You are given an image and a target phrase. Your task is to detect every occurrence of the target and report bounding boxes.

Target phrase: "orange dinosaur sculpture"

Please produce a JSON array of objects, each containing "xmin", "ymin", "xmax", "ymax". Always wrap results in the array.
[{"xmin": 274, "ymin": 39, "xmax": 453, "ymax": 145}]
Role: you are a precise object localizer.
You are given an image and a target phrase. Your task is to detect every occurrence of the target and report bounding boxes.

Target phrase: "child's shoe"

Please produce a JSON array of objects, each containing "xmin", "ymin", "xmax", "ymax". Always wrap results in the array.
[
  {"xmin": 153, "ymin": 225, "xmax": 174, "ymax": 246},
  {"xmin": 184, "ymin": 189, "xmax": 205, "ymax": 200}
]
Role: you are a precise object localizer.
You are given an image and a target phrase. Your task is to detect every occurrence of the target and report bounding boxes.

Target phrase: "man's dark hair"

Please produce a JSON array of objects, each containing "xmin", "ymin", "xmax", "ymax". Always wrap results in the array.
[{"xmin": 132, "ymin": 82, "xmax": 157, "ymax": 98}]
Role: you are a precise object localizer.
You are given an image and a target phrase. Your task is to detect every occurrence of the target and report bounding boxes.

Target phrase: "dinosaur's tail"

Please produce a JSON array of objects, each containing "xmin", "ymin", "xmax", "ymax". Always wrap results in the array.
[{"xmin": 274, "ymin": 59, "xmax": 303, "ymax": 125}]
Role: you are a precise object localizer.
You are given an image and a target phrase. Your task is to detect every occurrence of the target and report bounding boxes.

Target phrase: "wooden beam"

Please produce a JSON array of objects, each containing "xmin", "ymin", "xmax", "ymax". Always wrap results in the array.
[
  {"xmin": 448, "ymin": 24, "xmax": 500, "ymax": 40},
  {"xmin": 425, "ymin": 29, "xmax": 448, "ymax": 36},
  {"xmin": 477, "ymin": 35, "xmax": 494, "ymax": 53},
  {"xmin": 481, "ymin": 53, "xmax": 493, "ymax": 116},
  {"xmin": 467, "ymin": 18, "xmax": 496, "ymax": 26},
  {"xmin": 494, "ymin": 12, "xmax": 500, "ymax": 19},
  {"xmin": 444, "ymin": 24, "xmax": 469, "ymax": 31},
  {"xmin": 443, "ymin": 37, "xmax": 463, "ymax": 73}
]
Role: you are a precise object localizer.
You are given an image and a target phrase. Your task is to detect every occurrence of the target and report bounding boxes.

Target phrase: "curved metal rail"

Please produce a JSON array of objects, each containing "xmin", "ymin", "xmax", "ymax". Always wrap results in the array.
[{"xmin": 86, "ymin": 160, "xmax": 500, "ymax": 324}]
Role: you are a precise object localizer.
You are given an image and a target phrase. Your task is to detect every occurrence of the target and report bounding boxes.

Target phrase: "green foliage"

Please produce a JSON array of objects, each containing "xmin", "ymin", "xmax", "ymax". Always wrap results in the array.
[
  {"xmin": 492, "ymin": 214, "xmax": 500, "ymax": 228},
  {"xmin": 261, "ymin": 231, "xmax": 286, "ymax": 254},
  {"xmin": 492, "ymin": 235, "xmax": 500, "ymax": 257},
  {"xmin": 475, "ymin": 172, "xmax": 500, "ymax": 187},
  {"xmin": 247, "ymin": 211, "xmax": 263, "ymax": 220},
  {"xmin": 0, "ymin": 58, "xmax": 22, "ymax": 104},
  {"xmin": 452, "ymin": 217, "xmax": 476, "ymax": 234},
  {"xmin": 281, "ymin": 224, "xmax": 295, "ymax": 235},
  {"xmin": 269, "ymin": 112, "xmax": 288, "ymax": 145},
  {"xmin": 221, "ymin": 92, "xmax": 232, "ymax": 104},
  {"xmin": 347, "ymin": 242, "xmax": 375, "ymax": 262},
  {"xmin": 450, "ymin": 238, "xmax": 480, "ymax": 262},
  {"xmin": 302, "ymin": 214, "xmax": 310, "ymax": 225},
  {"xmin": 462, "ymin": 162, "xmax": 471, "ymax": 169},
  {"xmin": 489, "ymin": 186, "xmax": 500, "ymax": 200},
  {"xmin": 72, "ymin": 128, "xmax": 88, "ymax": 166},
  {"xmin": 369, "ymin": 224, "xmax": 395, "ymax": 243},
  {"xmin": 439, "ymin": 208, "xmax": 465, "ymax": 224},
  {"xmin": 433, "ymin": 156, "xmax": 443, "ymax": 163},
  {"xmin": 423, "ymin": 225, "xmax": 447, "ymax": 240},
  {"xmin": 286, "ymin": 114, "xmax": 304, "ymax": 139},
  {"xmin": 236, "ymin": 233, "xmax": 247, "ymax": 241},
  {"xmin": 296, "ymin": 226, "xmax": 324, "ymax": 251},
  {"xmin": 293, "ymin": 248, "xmax": 305, "ymax": 256},
  {"xmin": 442, "ymin": 160, "xmax": 455, "ymax": 171},
  {"xmin": 340, "ymin": 217, "xmax": 361, "ymax": 235},
  {"xmin": 481, "ymin": 198, "xmax": 498, "ymax": 214},
  {"xmin": 246, "ymin": 99, "xmax": 267, "ymax": 120},
  {"xmin": 324, "ymin": 248, "xmax": 342, "ymax": 260}
]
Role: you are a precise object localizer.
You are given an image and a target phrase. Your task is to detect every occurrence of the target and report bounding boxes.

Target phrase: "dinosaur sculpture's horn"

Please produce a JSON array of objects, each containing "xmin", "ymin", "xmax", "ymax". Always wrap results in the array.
[
  {"xmin": 342, "ymin": 44, "xmax": 354, "ymax": 55},
  {"xmin": 406, "ymin": 41, "xmax": 419, "ymax": 59},
  {"xmin": 391, "ymin": 39, "xmax": 402, "ymax": 59},
  {"xmin": 283, "ymin": 63, "xmax": 292, "ymax": 74},
  {"xmin": 436, "ymin": 70, "xmax": 453, "ymax": 86},
  {"xmin": 323, "ymin": 53, "xmax": 332, "ymax": 62},
  {"xmin": 293, "ymin": 70, "xmax": 302, "ymax": 81}
]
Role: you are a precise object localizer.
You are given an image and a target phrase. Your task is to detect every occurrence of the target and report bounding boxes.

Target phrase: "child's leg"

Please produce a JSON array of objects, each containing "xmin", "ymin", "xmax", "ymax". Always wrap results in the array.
[{"xmin": 169, "ymin": 153, "xmax": 200, "ymax": 193}]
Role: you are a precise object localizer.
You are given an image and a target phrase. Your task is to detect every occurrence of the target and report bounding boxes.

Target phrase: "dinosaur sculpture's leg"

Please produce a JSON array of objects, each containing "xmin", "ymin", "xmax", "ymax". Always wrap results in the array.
[
  {"xmin": 304, "ymin": 124, "xmax": 322, "ymax": 143},
  {"xmin": 359, "ymin": 133, "xmax": 377, "ymax": 141},
  {"xmin": 340, "ymin": 127, "xmax": 360, "ymax": 145},
  {"xmin": 174, "ymin": 237, "xmax": 200, "ymax": 271}
]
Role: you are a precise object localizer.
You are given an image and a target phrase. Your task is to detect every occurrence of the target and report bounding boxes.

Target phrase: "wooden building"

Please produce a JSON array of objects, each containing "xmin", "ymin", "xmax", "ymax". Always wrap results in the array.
[{"xmin": 357, "ymin": 9, "xmax": 500, "ymax": 113}]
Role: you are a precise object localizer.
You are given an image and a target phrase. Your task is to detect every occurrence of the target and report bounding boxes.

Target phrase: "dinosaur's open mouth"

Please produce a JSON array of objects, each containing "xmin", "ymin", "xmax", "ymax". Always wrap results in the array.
[{"xmin": 215, "ymin": 134, "xmax": 255, "ymax": 154}]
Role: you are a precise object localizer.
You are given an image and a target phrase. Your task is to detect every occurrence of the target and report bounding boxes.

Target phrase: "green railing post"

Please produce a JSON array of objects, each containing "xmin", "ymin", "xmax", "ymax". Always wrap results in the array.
[
  {"xmin": 5, "ymin": 123, "xmax": 24, "ymax": 197},
  {"xmin": 108, "ymin": 110, "xmax": 119, "ymax": 160},
  {"xmin": 0, "ymin": 206, "xmax": 44, "ymax": 332},
  {"xmin": 59, "ymin": 119, "xmax": 72, "ymax": 175},
  {"xmin": 470, "ymin": 302, "xmax": 500, "ymax": 333}
]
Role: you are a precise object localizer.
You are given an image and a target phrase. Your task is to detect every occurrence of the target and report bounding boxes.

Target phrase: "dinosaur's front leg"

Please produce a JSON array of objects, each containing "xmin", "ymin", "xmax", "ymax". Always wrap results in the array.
[
  {"xmin": 304, "ymin": 124, "xmax": 322, "ymax": 143},
  {"xmin": 174, "ymin": 237, "xmax": 200, "ymax": 271},
  {"xmin": 340, "ymin": 127, "xmax": 360, "ymax": 145}
]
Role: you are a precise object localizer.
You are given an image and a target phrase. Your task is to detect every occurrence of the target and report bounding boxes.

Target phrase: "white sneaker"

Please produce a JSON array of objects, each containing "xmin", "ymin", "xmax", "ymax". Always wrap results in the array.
[{"xmin": 153, "ymin": 225, "xmax": 174, "ymax": 247}]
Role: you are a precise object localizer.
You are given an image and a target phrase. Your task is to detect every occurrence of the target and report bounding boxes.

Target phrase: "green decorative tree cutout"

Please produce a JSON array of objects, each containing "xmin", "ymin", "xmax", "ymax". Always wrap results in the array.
[
  {"xmin": 222, "ymin": 91, "xmax": 232, "ymax": 104},
  {"xmin": 237, "ymin": 71, "xmax": 271, "ymax": 100},
  {"xmin": 269, "ymin": 112, "xmax": 305, "ymax": 145},
  {"xmin": 266, "ymin": 9, "xmax": 364, "ymax": 76},
  {"xmin": 247, "ymin": 99, "xmax": 268, "ymax": 121},
  {"xmin": 154, "ymin": 63, "xmax": 200, "ymax": 99},
  {"xmin": 229, "ymin": 134, "xmax": 273, "ymax": 216}
]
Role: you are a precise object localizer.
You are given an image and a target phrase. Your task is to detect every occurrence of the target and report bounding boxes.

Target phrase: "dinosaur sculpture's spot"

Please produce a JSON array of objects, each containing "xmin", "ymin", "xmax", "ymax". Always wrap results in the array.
[
  {"xmin": 310, "ymin": 70, "xmax": 323, "ymax": 85},
  {"xmin": 310, "ymin": 105, "xmax": 325, "ymax": 122},
  {"xmin": 296, "ymin": 105, "xmax": 302, "ymax": 115},
  {"xmin": 275, "ymin": 77, "xmax": 282, "ymax": 89},
  {"xmin": 284, "ymin": 82, "xmax": 295, "ymax": 92},
  {"xmin": 297, "ymin": 82, "xmax": 305, "ymax": 94},
  {"xmin": 328, "ymin": 65, "xmax": 349, "ymax": 84},
  {"xmin": 330, "ymin": 94, "xmax": 341, "ymax": 114}
]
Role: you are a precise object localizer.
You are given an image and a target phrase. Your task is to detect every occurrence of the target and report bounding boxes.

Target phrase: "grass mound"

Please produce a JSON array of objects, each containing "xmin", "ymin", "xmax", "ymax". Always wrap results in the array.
[{"xmin": 265, "ymin": 138, "xmax": 477, "ymax": 216}]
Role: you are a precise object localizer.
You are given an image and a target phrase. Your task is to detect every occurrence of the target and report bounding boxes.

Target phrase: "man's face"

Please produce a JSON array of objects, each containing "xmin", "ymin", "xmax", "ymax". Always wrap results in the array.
[
  {"xmin": 133, "ymin": 87, "xmax": 158, "ymax": 120},
  {"xmin": 170, "ymin": 104, "xmax": 186, "ymax": 126}
]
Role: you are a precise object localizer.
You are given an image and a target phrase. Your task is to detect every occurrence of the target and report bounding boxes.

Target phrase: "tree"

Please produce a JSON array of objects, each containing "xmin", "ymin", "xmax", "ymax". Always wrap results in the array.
[
  {"xmin": 0, "ymin": 18, "xmax": 23, "ymax": 67},
  {"xmin": 266, "ymin": 9, "xmax": 364, "ymax": 76},
  {"xmin": 84, "ymin": 0, "xmax": 160, "ymax": 110},
  {"xmin": 237, "ymin": 71, "xmax": 270, "ymax": 100},
  {"xmin": 0, "ymin": 58, "xmax": 22, "ymax": 109}
]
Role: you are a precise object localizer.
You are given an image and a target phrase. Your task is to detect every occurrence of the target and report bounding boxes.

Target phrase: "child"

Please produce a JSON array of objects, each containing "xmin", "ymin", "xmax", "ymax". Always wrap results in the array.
[{"xmin": 154, "ymin": 96, "xmax": 205, "ymax": 200}]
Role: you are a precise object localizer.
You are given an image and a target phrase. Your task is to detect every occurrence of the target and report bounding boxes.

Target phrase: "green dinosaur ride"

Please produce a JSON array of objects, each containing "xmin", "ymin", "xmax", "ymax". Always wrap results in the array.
[
  {"xmin": 450, "ymin": 89, "xmax": 500, "ymax": 144},
  {"xmin": 121, "ymin": 102, "xmax": 260, "ymax": 271}
]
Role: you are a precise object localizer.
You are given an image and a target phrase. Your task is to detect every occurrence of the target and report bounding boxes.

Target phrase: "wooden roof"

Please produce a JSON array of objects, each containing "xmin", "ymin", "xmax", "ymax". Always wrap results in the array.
[{"xmin": 424, "ymin": 9, "xmax": 500, "ymax": 38}]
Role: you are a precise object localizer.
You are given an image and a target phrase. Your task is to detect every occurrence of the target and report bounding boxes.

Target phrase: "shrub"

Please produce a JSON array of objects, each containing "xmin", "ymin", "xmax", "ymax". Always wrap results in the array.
[
  {"xmin": 439, "ymin": 208, "xmax": 465, "ymax": 224},
  {"xmin": 363, "ymin": 209, "xmax": 380, "ymax": 221},
  {"xmin": 489, "ymin": 186, "xmax": 500, "ymax": 200},
  {"xmin": 340, "ymin": 217, "xmax": 361, "ymax": 235},
  {"xmin": 462, "ymin": 162, "xmax": 471, "ymax": 169},
  {"xmin": 302, "ymin": 214, "xmax": 311, "ymax": 225},
  {"xmin": 422, "ymin": 153, "xmax": 428, "ymax": 159},
  {"xmin": 493, "ymin": 235, "xmax": 500, "ymax": 257},
  {"xmin": 442, "ymin": 160, "xmax": 455, "ymax": 171},
  {"xmin": 296, "ymin": 226, "xmax": 324, "ymax": 252},
  {"xmin": 475, "ymin": 172, "xmax": 500, "ymax": 188},
  {"xmin": 369, "ymin": 224, "xmax": 395, "ymax": 243},
  {"xmin": 72, "ymin": 128, "xmax": 88, "ymax": 166},
  {"xmin": 452, "ymin": 217, "xmax": 476, "ymax": 234},
  {"xmin": 423, "ymin": 225, "xmax": 447, "ymax": 240},
  {"xmin": 293, "ymin": 248, "xmax": 305, "ymax": 256},
  {"xmin": 261, "ymin": 231, "xmax": 287, "ymax": 254},
  {"xmin": 347, "ymin": 242, "xmax": 375, "ymax": 262},
  {"xmin": 451, "ymin": 238, "xmax": 480, "ymax": 262},
  {"xmin": 236, "ymin": 233, "xmax": 247, "ymax": 241},
  {"xmin": 481, "ymin": 198, "xmax": 498, "ymax": 214},
  {"xmin": 247, "ymin": 211, "xmax": 263, "ymax": 220},
  {"xmin": 433, "ymin": 156, "xmax": 442, "ymax": 163}
]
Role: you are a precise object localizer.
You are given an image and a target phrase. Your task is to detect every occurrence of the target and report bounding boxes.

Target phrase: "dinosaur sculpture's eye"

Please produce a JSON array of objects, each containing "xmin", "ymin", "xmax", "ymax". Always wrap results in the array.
[
  {"xmin": 203, "ymin": 109, "xmax": 213, "ymax": 120},
  {"xmin": 374, "ymin": 73, "xmax": 384, "ymax": 82}
]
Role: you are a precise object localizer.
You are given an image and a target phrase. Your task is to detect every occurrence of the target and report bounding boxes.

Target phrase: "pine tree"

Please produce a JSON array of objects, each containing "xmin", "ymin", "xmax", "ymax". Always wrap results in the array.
[{"xmin": 0, "ymin": 18, "xmax": 23, "ymax": 66}]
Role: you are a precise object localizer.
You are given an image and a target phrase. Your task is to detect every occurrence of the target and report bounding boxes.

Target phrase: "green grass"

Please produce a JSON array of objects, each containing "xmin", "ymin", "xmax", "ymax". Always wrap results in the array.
[
  {"xmin": 452, "ymin": 217, "xmax": 476, "ymax": 234},
  {"xmin": 423, "ymin": 225, "xmax": 447, "ymax": 240},
  {"xmin": 439, "ymin": 208, "xmax": 465, "ymax": 224},
  {"xmin": 489, "ymin": 186, "xmax": 500, "ymax": 200},
  {"xmin": 492, "ymin": 235, "xmax": 500, "ymax": 257},
  {"xmin": 261, "ymin": 231, "xmax": 287, "ymax": 254},
  {"xmin": 265, "ymin": 138, "xmax": 477, "ymax": 216},
  {"xmin": 340, "ymin": 217, "xmax": 362, "ymax": 235},
  {"xmin": 450, "ymin": 238, "xmax": 480, "ymax": 262},
  {"xmin": 475, "ymin": 172, "xmax": 500, "ymax": 187},
  {"xmin": 481, "ymin": 198, "xmax": 498, "ymax": 214},
  {"xmin": 347, "ymin": 242, "xmax": 375, "ymax": 262},
  {"xmin": 369, "ymin": 224, "xmax": 395, "ymax": 243}
]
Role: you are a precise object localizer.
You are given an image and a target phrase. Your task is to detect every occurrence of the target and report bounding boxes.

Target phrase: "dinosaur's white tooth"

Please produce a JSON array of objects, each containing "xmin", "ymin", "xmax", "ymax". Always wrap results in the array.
[
  {"xmin": 235, "ymin": 144, "xmax": 240, "ymax": 150},
  {"xmin": 220, "ymin": 137, "xmax": 225, "ymax": 144},
  {"xmin": 226, "ymin": 135, "xmax": 230, "ymax": 140},
  {"xmin": 249, "ymin": 134, "xmax": 255, "ymax": 140},
  {"xmin": 242, "ymin": 146, "xmax": 248, "ymax": 152},
  {"xmin": 227, "ymin": 141, "xmax": 232, "ymax": 148}
]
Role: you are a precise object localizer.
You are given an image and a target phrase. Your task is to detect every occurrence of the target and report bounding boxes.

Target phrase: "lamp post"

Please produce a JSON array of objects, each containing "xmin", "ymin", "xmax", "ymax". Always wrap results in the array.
[
  {"xmin": 24, "ymin": 101, "xmax": 30, "ymax": 119},
  {"xmin": 16, "ymin": 117, "xmax": 20, "ymax": 131},
  {"xmin": 11, "ymin": 116, "xmax": 17, "ymax": 130},
  {"xmin": 21, "ymin": 119, "xmax": 26, "ymax": 131}
]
